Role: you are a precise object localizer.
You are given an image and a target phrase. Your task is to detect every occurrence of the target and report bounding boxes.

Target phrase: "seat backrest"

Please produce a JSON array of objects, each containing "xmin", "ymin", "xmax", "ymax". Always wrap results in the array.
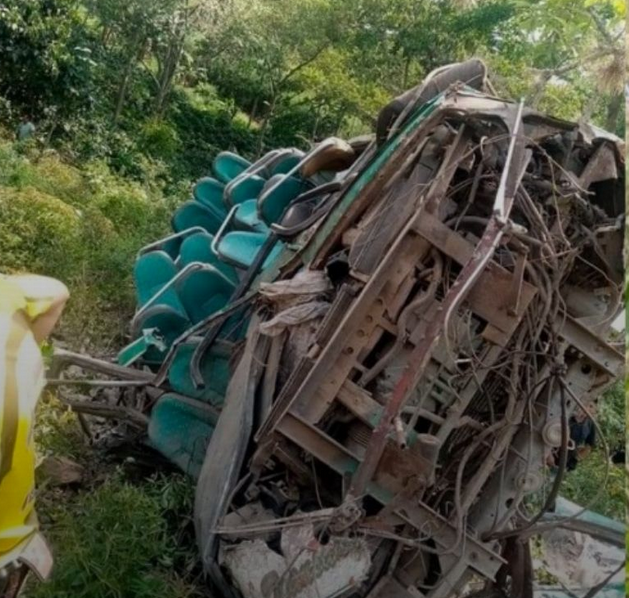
[
  {"xmin": 299, "ymin": 138, "xmax": 355, "ymax": 178},
  {"xmin": 133, "ymin": 250, "xmax": 180, "ymax": 307},
  {"xmin": 212, "ymin": 152, "xmax": 252, "ymax": 184},
  {"xmin": 224, "ymin": 173, "xmax": 266, "ymax": 207},
  {"xmin": 268, "ymin": 149, "xmax": 304, "ymax": 175},
  {"xmin": 179, "ymin": 232, "xmax": 239, "ymax": 284},
  {"xmin": 172, "ymin": 200, "xmax": 224, "ymax": 235},
  {"xmin": 258, "ymin": 174, "xmax": 308, "ymax": 225},
  {"xmin": 167, "ymin": 341, "xmax": 230, "ymax": 404},
  {"xmin": 193, "ymin": 177, "xmax": 226, "ymax": 216},
  {"xmin": 176, "ymin": 265, "xmax": 235, "ymax": 324},
  {"xmin": 179, "ymin": 232, "xmax": 215, "ymax": 266}
]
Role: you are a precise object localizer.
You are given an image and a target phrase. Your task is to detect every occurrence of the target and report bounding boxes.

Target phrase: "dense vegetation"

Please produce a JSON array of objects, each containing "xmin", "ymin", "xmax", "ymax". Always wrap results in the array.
[
  {"xmin": 0, "ymin": 0, "xmax": 624, "ymax": 342},
  {"xmin": 0, "ymin": 0, "xmax": 623, "ymax": 596}
]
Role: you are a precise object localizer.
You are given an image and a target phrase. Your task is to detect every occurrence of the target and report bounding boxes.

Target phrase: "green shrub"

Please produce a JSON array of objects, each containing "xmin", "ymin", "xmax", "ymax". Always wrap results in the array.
[
  {"xmin": 35, "ymin": 393, "xmax": 84, "ymax": 461},
  {"xmin": 0, "ymin": 141, "xmax": 177, "ymax": 345},
  {"xmin": 560, "ymin": 382, "xmax": 625, "ymax": 520},
  {"xmin": 0, "ymin": 143, "xmax": 88, "ymax": 204},
  {"xmin": 561, "ymin": 449, "xmax": 625, "ymax": 520},
  {"xmin": 0, "ymin": 186, "xmax": 82, "ymax": 276},
  {"xmin": 140, "ymin": 120, "xmax": 181, "ymax": 161}
]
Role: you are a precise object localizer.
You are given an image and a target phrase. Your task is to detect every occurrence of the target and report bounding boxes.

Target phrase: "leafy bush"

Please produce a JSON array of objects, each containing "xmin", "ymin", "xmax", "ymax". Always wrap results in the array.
[
  {"xmin": 0, "ymin": 186, "xmax": 82, "ymax": 276},
  {"xmin": 0, "ymin": 141, "xmax": 177, "ymax": 345},
  {"xmin": 35, "ymin": 393, "xmax": 84, "ymax": 461},
  {"xmin": 140, "ymin": 120, "xmax": 181, "ymax": 161},
  {"xmin": 561, "ymin": 382, "xmax": 625, "ymax": 520},
  {"xmin": 169, "ymin": 90, "xmax": 259, "ymax": 181},
  {"xmin": 561, "ymin": 448, "xmax": 625, "ymax": 520}
]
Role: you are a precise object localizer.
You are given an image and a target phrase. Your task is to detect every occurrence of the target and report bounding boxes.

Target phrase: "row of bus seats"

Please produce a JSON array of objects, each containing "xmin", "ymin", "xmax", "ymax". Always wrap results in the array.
[
  {"xmin": 116, "ymin": 61, "xmax": 485, "ymax": 477},
  {"xmin": 117, "ymin": 138, "xmax": 356, "ymax": 475}
]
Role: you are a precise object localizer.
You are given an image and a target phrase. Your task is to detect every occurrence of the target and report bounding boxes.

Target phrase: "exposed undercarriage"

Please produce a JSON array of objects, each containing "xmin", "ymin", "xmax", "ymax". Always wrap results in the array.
[{"xmin": 51, "ymin": 74, "xmax": 625, "ymax": 598}]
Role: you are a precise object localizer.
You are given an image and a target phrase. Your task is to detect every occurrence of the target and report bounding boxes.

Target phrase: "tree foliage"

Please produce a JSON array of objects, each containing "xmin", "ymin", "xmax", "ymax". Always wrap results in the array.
[{"xmin": 0, "ymin": 0, "xmax": 622, "ymax": 185}]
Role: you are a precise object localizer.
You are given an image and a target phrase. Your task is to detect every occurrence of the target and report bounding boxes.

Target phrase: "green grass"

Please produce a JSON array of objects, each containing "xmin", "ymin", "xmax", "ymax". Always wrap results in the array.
[
  {"xmin": 560, "ymin": 449, "xmax": 625, "ymax": 520},
  {"xmin": 25, "ymin": 471, "xmax": 203, "ymax": 598},
  {"xmin": 547, "ymin": 381, "xmax": 625, "ymax": 521},
  {"xmin": 26, "ymin": 397, "xmax": 205, "ymax": 598}
]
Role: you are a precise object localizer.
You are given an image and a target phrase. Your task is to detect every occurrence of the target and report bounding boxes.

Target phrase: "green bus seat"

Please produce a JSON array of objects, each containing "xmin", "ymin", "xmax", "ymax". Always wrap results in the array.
[
  {"xmin": 224, "ymin": 173, "xmax": 266, "ymax": 207},
  {"xmin": 270, "ymin": 151, "xmax": 303, "ymax": 175},
  {"xmin": 258, "ymin": 174, "xmax": 309, "ymax": 224},
  {"xmin": 233, "ymin": 200, "xmax": 269, "ymax": 232},
  {"xmin": 172, "ymin": 200, "xmax": 224, "ymax": 235},
  {"xmin": 212, "ymin": 151, "xmax": 251, "ymax": 184},
  {"xmin": 134, "ymin": 250, "xmax": 184, "ymax": 310},
  {"xmin": 176, "ymin": 265, "xmax": 236, "ymax": 324},
  {"xmin": 193, "ymin": 177, "xmax": 228, "ymax": 219},
  {"xmin": 217, "ymin": 231, "xmax": 283, "ymax": 270},
  {"xmin": 130, "ymin": 305, "xmax": 191, "ymax": 364},
  {"xmin": 167, "ymin": 341, "xmax": 231, "ymax": 407},
  {"xmin": 148, "ymin": 394, "xmax": 217, "ymax": 478},
  {"xmin": 178, "ymin": 232, "xmax": 239, "ymax": 284}
]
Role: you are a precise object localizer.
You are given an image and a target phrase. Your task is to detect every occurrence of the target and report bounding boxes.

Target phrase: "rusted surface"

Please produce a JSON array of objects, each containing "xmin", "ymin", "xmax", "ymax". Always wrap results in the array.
[{"xmin": 207, "ymin": 85, "xmax": 624, "ymax": 598}]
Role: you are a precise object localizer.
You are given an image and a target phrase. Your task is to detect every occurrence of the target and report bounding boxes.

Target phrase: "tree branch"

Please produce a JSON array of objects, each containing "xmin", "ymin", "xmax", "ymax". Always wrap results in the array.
[
  {"xmin": 278, "ymin": 44, "xmax": 328, "ymax": 89},
  {"xmin": 531, "ymin": 47, "xmax": 614, "ymax": 78},
  {"xmin": 139, "ymin": 59, "xmax": 161, "ymax": 90}
]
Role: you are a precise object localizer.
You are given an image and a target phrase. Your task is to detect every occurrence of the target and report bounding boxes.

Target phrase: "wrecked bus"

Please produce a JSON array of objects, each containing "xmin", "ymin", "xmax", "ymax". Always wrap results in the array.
[{"xmin": 50, "ymin": 59, "xmax": 625, "ymax": 598}]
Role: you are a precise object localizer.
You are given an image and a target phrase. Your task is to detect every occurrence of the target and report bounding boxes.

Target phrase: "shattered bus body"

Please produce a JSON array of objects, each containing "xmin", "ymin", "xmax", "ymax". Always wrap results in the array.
[{"xmin": 51, "ymin": 62, "xmax": 625, "ymax": 598}]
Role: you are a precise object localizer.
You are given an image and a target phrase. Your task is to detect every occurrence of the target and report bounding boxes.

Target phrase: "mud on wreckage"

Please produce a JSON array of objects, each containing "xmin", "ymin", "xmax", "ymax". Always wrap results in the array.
[{"xmin": 50, "ymin": 60, "xmax": 625, "ymax": 598}]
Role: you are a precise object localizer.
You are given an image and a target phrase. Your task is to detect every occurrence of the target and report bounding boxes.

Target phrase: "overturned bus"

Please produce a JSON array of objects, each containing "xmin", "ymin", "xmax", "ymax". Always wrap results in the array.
[{"xmin": 51, "ymin": 59, "xmax": 625, "ymax": 598}]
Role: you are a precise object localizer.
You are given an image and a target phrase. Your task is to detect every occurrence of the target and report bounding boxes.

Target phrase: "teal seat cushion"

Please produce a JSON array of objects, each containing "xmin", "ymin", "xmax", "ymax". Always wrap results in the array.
[
  {"xmin": 234, "ymin": 199, "xmax": 268, "ymax": 232},
  {"xmin": 193, "ymin": 177, "xmax": 228, "ymax": 218},
  {"xmin": 225, "ymin": 174, "xmax": 266, "ymax": 206},
  {"xmin": 176, "ymin": 265, "xmax": 236, "ymax": 324},
  {"xmin": 134, "ymin": 250, "xmax": 183, "ymax": 311},
  {"xmin": 260, "ymin": 175, "xmax": 309, "ymax": 224},
  {"xmin": 172, "ymin": 200, "xmax": 224, "ymax": 235},
  {"xmin": 218, "ymin": 231, "xmax": 284, "ymax": 270},
  {"xmin": 148, "ymin": 394, "xmax": 217, "ymax": 478},
  {"xmin": 178, "ymin": 232, "xmax": 239, "ymax": 284},
  {"xmin": 167, "ymin": 342, "xmax": 231, "ymax": 407},
  {"xmin": 213, "ymin": 152, "xmax": 251, "ymax": 184}
]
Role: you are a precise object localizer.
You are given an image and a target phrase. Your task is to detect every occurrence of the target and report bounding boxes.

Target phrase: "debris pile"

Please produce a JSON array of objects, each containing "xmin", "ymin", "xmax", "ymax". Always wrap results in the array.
[{"xmin": 51, "ymin": 62, "xmax": 625, "ymax": 598}]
